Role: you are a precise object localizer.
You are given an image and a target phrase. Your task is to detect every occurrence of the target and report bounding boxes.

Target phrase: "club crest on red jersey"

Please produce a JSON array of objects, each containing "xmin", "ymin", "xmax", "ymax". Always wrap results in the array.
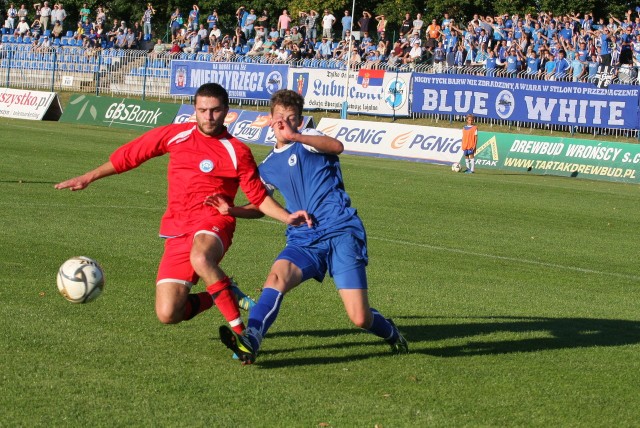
[{"xmin": 200, "ymin": 159, "xmax": 214, "ymax": 173}]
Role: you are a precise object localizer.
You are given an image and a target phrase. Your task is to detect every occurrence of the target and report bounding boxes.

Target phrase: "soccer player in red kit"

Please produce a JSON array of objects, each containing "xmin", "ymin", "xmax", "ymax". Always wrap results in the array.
[{"xmin": 55, "ymin": 83, "xmax": 311, "ymax": 334}]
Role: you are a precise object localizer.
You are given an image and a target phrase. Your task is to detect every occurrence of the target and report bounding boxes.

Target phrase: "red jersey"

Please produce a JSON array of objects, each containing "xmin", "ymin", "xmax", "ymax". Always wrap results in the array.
[{"xmin": 110, "ymin": 122, "xmax": 268, "ymax": 237}]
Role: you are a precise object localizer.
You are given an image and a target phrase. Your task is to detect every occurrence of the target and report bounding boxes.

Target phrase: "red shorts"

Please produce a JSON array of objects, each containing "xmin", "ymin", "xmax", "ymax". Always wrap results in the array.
[{"xmin": 156, "ymin": 215, "xmax": 236, "ymax": 287}]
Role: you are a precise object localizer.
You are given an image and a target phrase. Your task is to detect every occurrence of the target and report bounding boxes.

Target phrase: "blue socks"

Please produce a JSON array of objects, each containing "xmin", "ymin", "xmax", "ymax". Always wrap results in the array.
[
  {"xmin": 245, "ymin": 290, "xmax": 397, "ymax": 351},
  {"xmin": 368, "ymin": 308, "xmax": 398, "ymax": 342},
  {"xmin": 246, "ymin": 287, "xmax": 283, "ymax": 351}
]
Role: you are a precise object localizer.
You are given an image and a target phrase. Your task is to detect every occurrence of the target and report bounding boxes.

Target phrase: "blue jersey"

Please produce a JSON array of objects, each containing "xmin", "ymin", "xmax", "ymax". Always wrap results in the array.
[
  {"xmin": 485, "ymin": 57, "xmax": 497, "ymax": 70},
  {"xmin": 258, "ymin": 129, "xmax": 360, "ymax": 242},
  {"xmin": 506, "ymin": 55, "xmax": 519, "ymax": 72}
]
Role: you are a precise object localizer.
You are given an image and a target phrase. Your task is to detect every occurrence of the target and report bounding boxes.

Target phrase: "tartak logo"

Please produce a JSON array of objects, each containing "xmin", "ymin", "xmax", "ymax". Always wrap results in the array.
[{"xmin": 475, "ymin": 136, "xmax": 499, "ymax": 166}]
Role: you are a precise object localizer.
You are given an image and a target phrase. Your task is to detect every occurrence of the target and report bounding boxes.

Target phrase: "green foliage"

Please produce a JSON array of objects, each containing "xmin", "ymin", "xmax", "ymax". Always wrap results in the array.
[{"xmin": 1, "ymin": 116, "xmax": 640, "ymax": 426}]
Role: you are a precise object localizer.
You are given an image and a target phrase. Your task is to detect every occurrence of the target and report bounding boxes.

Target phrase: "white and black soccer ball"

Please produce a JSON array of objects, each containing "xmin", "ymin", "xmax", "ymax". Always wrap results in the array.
[
  {"xmin": 451, "ymin": 162, "xmax": 462, "ymax": 172},
  {"xmin": 56, "ymin": 256, "xmax": 105, "ymax": 303}
]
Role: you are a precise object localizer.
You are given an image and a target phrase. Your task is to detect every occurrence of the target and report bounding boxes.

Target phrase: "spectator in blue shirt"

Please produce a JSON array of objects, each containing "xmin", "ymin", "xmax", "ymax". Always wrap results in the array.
[
  {"xmin": 341, "ymin": 10, "xmax": 352, "ymax": 41},
  {"xmin": 619, "ymin": 26, "xmax": 634, "ymax": 65},
  {"xmin": 207, "ymin": 10, "xmax": 218, "ymax": 29},
  {"xmin": 543, "ymin": 51, "xmax": 556, "ymax": 80},
  {"xmin": 587, "ymin": 53, "xmax": 600, "ymax": 81},
  {"xmin": 559, "ymin": 22, "xmax": 573, "ymax": 41},
  {"xmin": 504, "ymin": 47, "xmax": 522, "ymax": 76},
  {"xmin": 526, "ymin": 50, "xmax": 541, "ymax": 78},
  {"xmin": 189, "ymin": 5, "xmax": 199, "ymax": 24},
  {"xmin": 599, "ymin": 28, "xmax": 613, "ymax": 66},
  {"xmin": 554, "ymin": 49, "xmax": 571, "ymax": 80},
  {"xmin": 485, "ymin": 49, "xmax": 499, "ymax": 76},
  {"xmin": 316, "ymin": 36, "xmax": 332, "ymax": 58},
  {"xmin": 577, "ymin": 41, "xmax": 589, "ymax": 61}
]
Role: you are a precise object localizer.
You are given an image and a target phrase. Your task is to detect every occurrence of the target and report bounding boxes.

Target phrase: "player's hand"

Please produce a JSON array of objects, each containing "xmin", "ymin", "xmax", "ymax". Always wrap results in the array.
[
  {"xmin": 54, "ymin": 175, "xmax": 90, "ymax": 191},
  {"xmin": 271, "ymin": 117, "xmax": 299, "ymax": 142},
  {"xmin": 203, "ymin": 194, "xmax": 232, "ymax": 215},
  {"xmin": 287, "ymin": 210, "xmax": 313, "ymax": 228}
]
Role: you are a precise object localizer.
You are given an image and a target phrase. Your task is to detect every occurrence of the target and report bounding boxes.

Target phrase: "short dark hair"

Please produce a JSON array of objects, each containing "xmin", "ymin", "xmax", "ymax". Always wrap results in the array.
[
  {"xmin": 194, "ymin": 83, "xmax": 229, "ymax": 107},
  {"xmin": 270, "ymin": 89, "xmax": 304, "ymax": 118}
]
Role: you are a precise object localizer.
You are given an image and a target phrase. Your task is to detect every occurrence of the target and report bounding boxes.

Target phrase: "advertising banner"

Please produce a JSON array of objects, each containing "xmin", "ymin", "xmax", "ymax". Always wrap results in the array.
[
  {"xmin": 411, "ymin": 74, "xmax": 640, "ymax": 130},
  {"xmin": 228, "ymin": 110, "xmax": 314, "ymax": 146},
  {"xmin": 291, "ymin": 68, "xmax": 411, "ymax": 117},
  {"xmin": 317, "ymin": 118, "xmax": 461, "ymax": 163},
  {"xmin": 60, "ymin": 95, "xmax": 180, "ymax": 130},
  {"xmin": 170, "ymin": 61, "xmax": 288, "ymax": 100},
  {"xmin": 474, "ymin": 132, "xmax": 640, "ymax": 183},
  {"xmin": 0, "ymin": 88, "xmax": 62, "ymax": 120}
]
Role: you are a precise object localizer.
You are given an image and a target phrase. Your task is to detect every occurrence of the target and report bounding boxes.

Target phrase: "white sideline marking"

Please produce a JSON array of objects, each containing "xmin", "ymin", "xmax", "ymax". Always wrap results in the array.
[{"xmin": 371, "ymin": 236, "xmax": 640, "ymax": 282}]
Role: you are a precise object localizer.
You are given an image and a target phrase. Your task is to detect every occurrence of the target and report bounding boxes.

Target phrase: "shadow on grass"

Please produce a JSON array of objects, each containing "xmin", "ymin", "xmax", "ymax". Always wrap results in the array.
[{"xmin": 253, "ymin": 316, "xmax": 640, "ymax": 368}]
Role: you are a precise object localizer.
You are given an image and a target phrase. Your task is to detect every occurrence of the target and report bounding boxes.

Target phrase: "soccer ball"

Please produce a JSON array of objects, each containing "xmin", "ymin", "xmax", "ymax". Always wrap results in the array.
[
  {"xmin": 56, "ymin": 256, "xmax": 105, "ymax": 303},
  {"xmin": 451, "ymin": 162, "xmax": 462, "ymax": 172}
]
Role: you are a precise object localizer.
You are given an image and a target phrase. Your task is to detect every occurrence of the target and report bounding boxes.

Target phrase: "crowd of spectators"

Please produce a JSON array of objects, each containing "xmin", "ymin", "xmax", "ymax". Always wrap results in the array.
[
  {"xmin": 2, "ymin": 2, "xmax": 152, "ymax": 51},
  {"xmin": 157, "ymin": 4, "xmax": 640, "ymax": 80},
  {"xmin": 418, "ymin": 10, "xmax": 640, "ymax": 81},
  {"xmin": 3, "ymin": 2, "xmax": 640, "ymax": 81}
]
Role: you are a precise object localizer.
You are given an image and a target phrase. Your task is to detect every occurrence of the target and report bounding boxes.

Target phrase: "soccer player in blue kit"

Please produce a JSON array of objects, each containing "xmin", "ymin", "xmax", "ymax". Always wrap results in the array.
[{"xmin": 206, "ymin": 89, "xmax": 408, "ymax": 364}]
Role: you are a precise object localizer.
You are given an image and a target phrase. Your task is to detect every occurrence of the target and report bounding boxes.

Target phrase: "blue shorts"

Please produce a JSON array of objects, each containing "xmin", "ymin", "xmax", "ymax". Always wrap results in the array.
[
  {"xmin": 463, "ymin": 148, "xmax": 475, "ymax": 156},
  {"xmin": 277, "ymin": 232, "xmax": 368, "ymax": 289}
]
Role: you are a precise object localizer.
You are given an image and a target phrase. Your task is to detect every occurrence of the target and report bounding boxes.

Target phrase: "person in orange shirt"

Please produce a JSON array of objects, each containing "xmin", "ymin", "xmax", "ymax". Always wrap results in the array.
[
  {"xmin": 462, "ymin": 114, "xmax": 478, "ymax": 174},
  {"xmin": 426, "ymin": 19, "xmax": 441, "ymax": 49}
]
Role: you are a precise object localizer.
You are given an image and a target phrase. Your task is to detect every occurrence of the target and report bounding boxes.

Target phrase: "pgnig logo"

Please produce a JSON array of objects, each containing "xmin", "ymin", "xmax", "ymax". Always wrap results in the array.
[
  {"xmin": 384, "ymin": 78, "xmax": 407, "ymax": 110},
  {"xmin": 495, "ymin": 90, "xmax": 515, "ymax": 119}
]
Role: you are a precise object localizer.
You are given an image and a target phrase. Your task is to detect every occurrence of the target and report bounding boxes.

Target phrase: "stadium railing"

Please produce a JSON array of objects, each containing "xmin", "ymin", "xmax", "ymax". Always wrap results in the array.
[{"xmin": 1, "ymin": 43, "xmax": 638, "ymax": 137}]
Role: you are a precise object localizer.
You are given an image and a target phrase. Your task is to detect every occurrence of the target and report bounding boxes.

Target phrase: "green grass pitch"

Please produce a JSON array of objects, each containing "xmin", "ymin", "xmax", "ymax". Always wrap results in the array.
[{"xmin": 0, "ymin": 117, "xmax": 639, "ymax": 426}]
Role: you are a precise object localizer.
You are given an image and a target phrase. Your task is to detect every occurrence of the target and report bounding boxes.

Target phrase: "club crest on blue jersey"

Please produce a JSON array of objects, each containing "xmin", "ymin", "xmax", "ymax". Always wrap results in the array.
[
  {"xmin": 288, "ymin": 154, "xmax": 297, "ymax": 166},
  {"xmin": 199, "ymin": 159, "xmax": 214, "ymax": 173}
]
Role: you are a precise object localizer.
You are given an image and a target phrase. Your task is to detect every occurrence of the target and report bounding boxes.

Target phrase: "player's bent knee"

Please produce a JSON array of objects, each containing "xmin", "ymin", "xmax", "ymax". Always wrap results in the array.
[
  {"xmin": 345, "ymin": 305, "xmax": 373, "ymax": 329},
  {"xmin": 189, "ymin": 251, "xmax": 207, "ymax": 272},
  {"xmin": 155, "ymin": 304, "xmax": 183, "ymax": 324},
  {"xmin": 265, "ymin": 271, "xmax": 289, "ymax": 290}
]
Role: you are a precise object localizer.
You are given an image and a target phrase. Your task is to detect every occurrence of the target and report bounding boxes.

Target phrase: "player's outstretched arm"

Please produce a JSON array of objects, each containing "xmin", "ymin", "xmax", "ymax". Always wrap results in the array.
[
  {"xmin": 296, "ymin": 131, "xmax": 344, "ymax": 155},
  {"xmin": 272, "ymin": 118, "xmax": 344, "ymax": 154},
  {"xmin": 259, "ymin": 196, "xmax": 312, "ymax": 227},
  {"xmin": 204, "ymin": 194, "xmax": 264, "ymax": 219},
  {"xmin": 54, "ymin": 161, "xmax": 118, "ymax": 191},
  {"xmin": 204, "ymin": 194, "xmax": 311, "ymax": 227}
]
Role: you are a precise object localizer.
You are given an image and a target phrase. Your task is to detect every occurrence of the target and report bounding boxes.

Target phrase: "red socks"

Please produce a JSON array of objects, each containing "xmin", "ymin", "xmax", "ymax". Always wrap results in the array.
[{"xmin": 206, "ymin": 276, "xmax": 245, "ymax": 334}]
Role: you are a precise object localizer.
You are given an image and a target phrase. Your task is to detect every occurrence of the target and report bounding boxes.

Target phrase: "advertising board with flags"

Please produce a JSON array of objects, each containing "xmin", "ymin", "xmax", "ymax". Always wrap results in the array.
[
  {"xmin": 356, "ymin": 68, "xmax": 385, "ymax": 95},
  {"xmin": 288, "ymin": 67, "xmax": 410, "ymax": 117}
]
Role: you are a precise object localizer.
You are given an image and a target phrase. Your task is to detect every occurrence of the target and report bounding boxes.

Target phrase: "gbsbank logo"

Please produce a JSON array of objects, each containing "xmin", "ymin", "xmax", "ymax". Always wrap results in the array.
[
  {"xmin": 104, "ymin": 103, "xmax": 163, "ymax": 125},
  {"xmin": 62, "ymin": 95, "xmax": 180, "ymax": 129},
  {"xmin": 68, "ymin": 95, "xmax": 98, "ymax": 121}
]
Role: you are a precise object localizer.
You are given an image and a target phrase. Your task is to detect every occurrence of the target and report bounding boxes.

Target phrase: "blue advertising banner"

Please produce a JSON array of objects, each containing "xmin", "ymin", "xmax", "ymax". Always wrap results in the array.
[
  {"xmin": 411, "ymin": 74, "xmax": 640, "ymax": 130},
  {"xmin": 170, "ymin": 61, "xmax": 288, "ymax": 100}
]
